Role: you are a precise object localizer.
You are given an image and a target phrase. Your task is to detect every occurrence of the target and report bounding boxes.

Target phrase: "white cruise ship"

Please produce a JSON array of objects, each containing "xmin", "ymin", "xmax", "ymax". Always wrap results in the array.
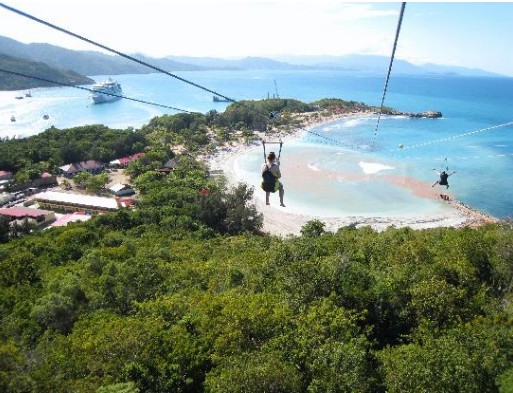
[{"xmin": 89, "ymin": 78, "xmax": 122, "ymax": 104}]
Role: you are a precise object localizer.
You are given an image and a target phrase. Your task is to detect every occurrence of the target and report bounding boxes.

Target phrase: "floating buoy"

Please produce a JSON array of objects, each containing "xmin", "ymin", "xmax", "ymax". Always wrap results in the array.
[{"xmin": 398, "ymin": 143, "xmax": 404, "ymax": 149}]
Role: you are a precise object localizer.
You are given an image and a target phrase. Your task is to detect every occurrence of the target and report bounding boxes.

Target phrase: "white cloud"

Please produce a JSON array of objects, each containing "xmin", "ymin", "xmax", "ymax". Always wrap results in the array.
[
  {"xmin": 1, "ymin": 0, "xmax": 401, "ymax": 57},
  {"xmin": 3, "ymin": 1, "xmax": 511, "ymax": 75}
]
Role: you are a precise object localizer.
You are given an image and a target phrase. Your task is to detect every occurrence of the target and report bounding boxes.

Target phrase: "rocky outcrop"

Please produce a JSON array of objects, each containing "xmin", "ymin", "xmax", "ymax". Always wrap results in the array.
[
  {"xmin": 379, "ymin": 108, "xmax": 443, "ymax": 118},
  {"xmin": 409, "ymin": 110, "xmax": 442, "ymax": 118}
]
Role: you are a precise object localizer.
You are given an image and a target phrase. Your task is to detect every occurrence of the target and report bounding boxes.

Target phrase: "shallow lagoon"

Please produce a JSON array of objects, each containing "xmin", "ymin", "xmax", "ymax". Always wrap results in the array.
[{"xmin": 234, "ymin": 130, "xmax": 455, "ymax": 219}]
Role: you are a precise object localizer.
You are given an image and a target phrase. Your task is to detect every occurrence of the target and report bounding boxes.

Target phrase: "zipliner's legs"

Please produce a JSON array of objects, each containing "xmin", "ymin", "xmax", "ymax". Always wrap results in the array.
[{"xmin": 265, "ymin": 185, "xmax": 285, "ymax": 207}]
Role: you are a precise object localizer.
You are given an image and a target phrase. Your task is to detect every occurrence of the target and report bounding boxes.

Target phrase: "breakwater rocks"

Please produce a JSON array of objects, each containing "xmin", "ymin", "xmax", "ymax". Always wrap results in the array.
[
  {"xmin": 381, "ymin": 109, "xmax": 443, "ymax": 118},
  {"xmin": 409, "ymin": 110, "xmax": 443, "ymax": 118}
]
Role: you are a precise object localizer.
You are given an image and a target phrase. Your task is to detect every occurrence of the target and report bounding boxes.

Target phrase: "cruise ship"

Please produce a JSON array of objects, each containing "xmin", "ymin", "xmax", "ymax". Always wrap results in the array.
[{"xmin": 89, "ymin": 78, "xmax": 122, "ymax": 104}]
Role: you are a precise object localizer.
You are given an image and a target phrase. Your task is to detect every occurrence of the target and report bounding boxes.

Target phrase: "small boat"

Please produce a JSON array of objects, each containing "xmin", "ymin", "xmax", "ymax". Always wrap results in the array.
[
  {"xmin": 25, "ymin": 91, "xmax": 32, "ymax": 98},
  {"xmin": 11, "ymin": 116, "xmax": 16, "ymax": 122},
  {"xmin": 15, "ymin": 96, "xmax": 24, "ymax": 100},
  {"xmin": 89, "ymin": 78, "xmax": 122, "ymax": 104},
  {"xmin": 213, "ymin": 95, "xmax": 230, "ymax": 102}
]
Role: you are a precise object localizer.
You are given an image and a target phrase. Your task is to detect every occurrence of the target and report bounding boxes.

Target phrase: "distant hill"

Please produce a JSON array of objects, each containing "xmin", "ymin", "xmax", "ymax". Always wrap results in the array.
[
  {"xmin": 166, "ymin": 55, "xmax": 312, "ymax": 71},
  {"xmin": 0, "ymin": 36, "xmax": 205, "ymax": 76},
  {"xmin": 170, "ymin": 54, "xmax": 502, "ymax": 77},
  {"xmin": 271, "ymin": 54, "xmax": 502, "ymax": 77},
  {"xmin": 0, "ymin": 35, "xmax": 504, "ymax": 78},
  {"xmin": 0, "ymin": 53, "xmax": 94, "ymax": 90}
]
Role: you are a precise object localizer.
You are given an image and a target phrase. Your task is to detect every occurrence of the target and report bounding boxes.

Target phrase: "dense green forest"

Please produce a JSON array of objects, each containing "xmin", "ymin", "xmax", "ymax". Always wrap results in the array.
[
  {"xmin": 2, "ymin": 101, "xmax": 513, "ymax": 392},
  {"xmin": 0, "ymin": 53, "xmax": 93, "ymax": 91},
  {"xmin": 0, "ymin": 125, "xmax": 148, "ymax": 184}
]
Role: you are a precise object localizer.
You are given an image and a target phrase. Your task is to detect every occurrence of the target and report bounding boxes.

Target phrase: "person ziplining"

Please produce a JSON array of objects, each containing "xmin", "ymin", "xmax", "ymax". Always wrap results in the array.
[
  {"xmin": 432, "ymin": 169, "xmax": 455, "ymax": 189},
  {"xmin": 431, "ymin": 157, "xmax": 455, "ymax": 189},
  {"xmin": 259, "ymin": 111, "xmax": 285, "ymax": 207},
  {"xmin": 261, "ymin": 151, "xmax": 285, "ymax": 207}
]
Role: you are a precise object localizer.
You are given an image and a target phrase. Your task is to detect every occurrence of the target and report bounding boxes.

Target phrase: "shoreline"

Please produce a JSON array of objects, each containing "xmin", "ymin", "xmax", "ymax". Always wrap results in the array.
[{"xmin": 204, "ymin": 111, "xmax": 499, "ymax": 236}]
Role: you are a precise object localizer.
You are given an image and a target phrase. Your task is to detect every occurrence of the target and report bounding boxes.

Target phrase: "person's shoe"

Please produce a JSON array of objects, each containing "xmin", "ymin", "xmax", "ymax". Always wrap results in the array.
[{"xmin": 280, "ymin": 203, "xmax": 286, "ymax": 207}]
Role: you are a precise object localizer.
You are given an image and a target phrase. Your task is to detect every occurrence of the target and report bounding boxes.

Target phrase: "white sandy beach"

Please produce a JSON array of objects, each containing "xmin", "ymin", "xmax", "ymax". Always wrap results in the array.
[{"xmin": 205, "ymin": 113, "xmax": 498, "ymax": 237}]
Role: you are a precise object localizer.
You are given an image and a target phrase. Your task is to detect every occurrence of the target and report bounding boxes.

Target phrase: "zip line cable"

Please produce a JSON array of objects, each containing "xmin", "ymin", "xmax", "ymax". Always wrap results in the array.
[
  {"xmin": 433, "ymin": 157, "xmax": 449, "ymax": 172},
  {"xmin": 8, "ymin": 1, "xmax": 494, "ymax": 156},
  {"xmin": 0, "ymin": 2, "xmax": 386, "ymax": 151},
  {"xmin": 2, "ymin": 71, "xmax": 341, "ymax": 148},
  {"xmin": 0, "ymin": 2, "xmax": 235, "ymax": 103},
  {"xmin": 298, "ymin": 125, "xmax": 363, "ymax": 150},
  {"xmin": 1, "ymin": 2, "xmax": 285, "ymax": 139},
  {"xmin": 4, "ymin": 0, "xmax": 509, "ymax": 159},
  {"xmin": 391, "ymin": 120, "xmax": 513, "ymax": 152},
  {"xmin": 371, "ymin": 2, "xmax": 406, "ymax": 149},
  {"xmin": 0, "ymin": 2, "xmax": 394, "ymax": 152},
  {"xmin": 0, "ymin": 68, "xmax": 194, "ymax": 113}
]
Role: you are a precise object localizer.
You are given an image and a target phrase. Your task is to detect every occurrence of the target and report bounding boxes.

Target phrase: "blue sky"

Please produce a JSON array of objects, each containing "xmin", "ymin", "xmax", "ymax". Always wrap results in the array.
[{"xmin": 1, "ymin": 1, "xmax": 513, "ymax": 76}]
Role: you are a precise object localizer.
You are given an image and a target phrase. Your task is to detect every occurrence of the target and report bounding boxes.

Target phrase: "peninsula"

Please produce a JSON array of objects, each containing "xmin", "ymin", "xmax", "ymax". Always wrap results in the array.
[{"xmin": 0, "ymin": 53, "xmax": 93, "ymax": 91}]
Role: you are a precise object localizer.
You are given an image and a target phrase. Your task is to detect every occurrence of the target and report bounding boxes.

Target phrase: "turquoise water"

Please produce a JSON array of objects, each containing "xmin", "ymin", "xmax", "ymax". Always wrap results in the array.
[
  {"xmin": 1, "ymin": 70, "xmax": 512, "ymax": 218},
  {"xmin": 234, "ymin": 140, "xmax": 456, "ymax": 219}
]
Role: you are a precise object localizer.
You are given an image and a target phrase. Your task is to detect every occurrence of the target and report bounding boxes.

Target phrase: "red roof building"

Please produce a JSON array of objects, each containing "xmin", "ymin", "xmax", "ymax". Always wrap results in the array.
[
  {"xmin": 0, "ymin": 207, "xmax": 55, "ymax": 225},
  {"xmin": 116, "ymin": 198, "xmax": 136, "ymax": 208},
  {"xmin": 50, "ymin": 212, "xmax": 91, "ymax": 227},
  {"xmin": 59, "ymin": 160, "xmax": 105, "ymax": 178},
  {"xmin": 0, "ymin": 170, "xmax": 13, "ymax": 181},
  {"xmin": 110, "ymin": 153, "xmax": 145, "ymax": 167}
]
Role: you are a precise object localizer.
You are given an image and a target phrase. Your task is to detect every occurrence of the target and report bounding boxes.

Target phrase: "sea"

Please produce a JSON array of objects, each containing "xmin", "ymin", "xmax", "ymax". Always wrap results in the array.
[{"xmin": 1, "ymin": 70, "xmax": 512, "ymax": 219}]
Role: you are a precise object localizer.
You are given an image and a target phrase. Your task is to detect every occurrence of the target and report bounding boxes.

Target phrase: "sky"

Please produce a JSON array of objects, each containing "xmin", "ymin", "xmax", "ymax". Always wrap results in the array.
[{"xmin": 1, "ymin": 1, "xmax": 513, "ymax": 76}]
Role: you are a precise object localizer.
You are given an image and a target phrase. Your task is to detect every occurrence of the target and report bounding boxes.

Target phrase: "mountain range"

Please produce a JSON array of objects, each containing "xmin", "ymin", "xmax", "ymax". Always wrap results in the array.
[
  {"xmin": 0, "ymin": 36, "xmax": 204, "ymax": 77},
  {"xmin": 165, "ymin": 54, "xmax": 501, "ymax": 77},
  {"xmin": 0, "ymin": 35, "xmax": 503, "ymax": 90}
]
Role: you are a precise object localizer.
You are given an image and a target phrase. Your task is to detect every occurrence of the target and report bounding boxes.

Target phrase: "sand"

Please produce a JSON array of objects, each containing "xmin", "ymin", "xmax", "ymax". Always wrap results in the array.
[{"xmin": 204, "ymin": 112, "xmax": 499, "ymax": 237}]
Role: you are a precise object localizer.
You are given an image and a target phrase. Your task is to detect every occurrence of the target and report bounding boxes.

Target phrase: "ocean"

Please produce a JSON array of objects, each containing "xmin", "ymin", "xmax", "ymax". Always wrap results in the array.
[{"xmin": 1, "ymin": 70, "xmax": 512, "ymax": 219}]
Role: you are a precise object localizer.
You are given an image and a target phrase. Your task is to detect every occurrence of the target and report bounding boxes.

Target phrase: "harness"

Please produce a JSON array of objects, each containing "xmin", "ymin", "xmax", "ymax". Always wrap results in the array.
[
  {"xmin": 261, "ymin": 164, "xmax": 278, "ymax": 193},
  {"xmin": 262, "ymin": 140, "xmax": 283, "ymax": 163}
]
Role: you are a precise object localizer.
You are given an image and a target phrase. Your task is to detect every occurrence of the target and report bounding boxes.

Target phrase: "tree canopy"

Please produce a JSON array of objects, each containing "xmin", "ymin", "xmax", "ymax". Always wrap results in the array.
[
  {"xmin": 1, "ymin": 102, "xmax": 512, "ymax": 392},
  {"xmin": 2, "ymin": 214, "xmax": 513, "ymax": 392}
]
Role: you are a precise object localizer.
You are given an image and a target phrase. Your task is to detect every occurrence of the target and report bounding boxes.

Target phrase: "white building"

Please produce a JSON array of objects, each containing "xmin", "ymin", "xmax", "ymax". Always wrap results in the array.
[
  {"xmin": 108, "ymin": 183, "xmax": 135, "ymax": 197},
  {"xmin": 35, "ymin": 191, "xmax": 120, "ymax": 215}
]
